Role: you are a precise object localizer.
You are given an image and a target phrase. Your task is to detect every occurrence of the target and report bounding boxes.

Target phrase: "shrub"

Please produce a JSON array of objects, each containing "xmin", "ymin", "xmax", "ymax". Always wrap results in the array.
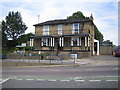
[
  {"xmin": 15, "ymin": 48, "xmax": 19, "ymax": 51},
  {"xmin": 24, "ymin": 46, "xmax": 31, "ymax": 51}
]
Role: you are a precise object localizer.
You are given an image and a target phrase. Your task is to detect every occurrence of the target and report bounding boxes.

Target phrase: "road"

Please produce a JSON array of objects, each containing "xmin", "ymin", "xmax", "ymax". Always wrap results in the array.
[{"xmin": 1, "ymin": 55, "xmax": 119, "ymax": 88}]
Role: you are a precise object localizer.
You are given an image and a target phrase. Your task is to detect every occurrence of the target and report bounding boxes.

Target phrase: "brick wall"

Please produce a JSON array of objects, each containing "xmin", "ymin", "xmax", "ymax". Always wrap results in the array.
[{"xmin": 100, "ymin": 45, "xmax": 113, "ymax": 55}]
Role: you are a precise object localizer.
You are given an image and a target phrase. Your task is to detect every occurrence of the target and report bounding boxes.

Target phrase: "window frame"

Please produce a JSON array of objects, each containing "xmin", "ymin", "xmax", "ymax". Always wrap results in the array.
[
  {"xmin": 71, "ymin": 37, "xmax": 80, "ymax": 46},
  {"xmin": 43, "ymin": 25, "xmax": 49, "ymax": 35},
  {"xmin": 58, "ymin": 24, "xmax": 63, "ymax": 35},
  {"xmin": 41, "ymin": 38, "xmax": 49, "ymax": 46},
  {"xmin": 72, "ymin": 23, "xmax": 80, "ymax": 34}
]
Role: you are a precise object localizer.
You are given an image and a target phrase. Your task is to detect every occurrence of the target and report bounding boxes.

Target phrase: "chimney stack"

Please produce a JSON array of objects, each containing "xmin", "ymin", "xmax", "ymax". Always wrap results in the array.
[{"xmin": 90, "ymin": 14, "xmax": 93, "ymax": 21}]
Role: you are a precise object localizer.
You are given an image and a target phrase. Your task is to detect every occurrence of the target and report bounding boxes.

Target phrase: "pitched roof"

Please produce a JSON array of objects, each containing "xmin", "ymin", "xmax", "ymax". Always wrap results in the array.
[{"xmin": 33, "ymin": 18, "xmax": 93, "ymax": 26}]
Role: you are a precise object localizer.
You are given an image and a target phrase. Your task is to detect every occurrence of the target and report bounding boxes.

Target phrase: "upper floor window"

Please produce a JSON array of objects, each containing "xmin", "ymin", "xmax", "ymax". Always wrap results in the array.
[
  {"xmin": 58, "ymin": 24, "xmax": 62, "ymax": 35},
  {"xmin": 43, "ymin": 25, "xmax": 49, "ymax": 35},
  {"xmin": 72, "ymin": 23, "xmax": 80, "ymax": 34}
]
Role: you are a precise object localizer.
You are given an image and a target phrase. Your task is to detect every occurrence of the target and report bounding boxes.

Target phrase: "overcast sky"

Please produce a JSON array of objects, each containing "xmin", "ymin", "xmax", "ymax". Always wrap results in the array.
[{"xmin": 0, "ymin": 0, "xmax": 119, "ymax": 45}]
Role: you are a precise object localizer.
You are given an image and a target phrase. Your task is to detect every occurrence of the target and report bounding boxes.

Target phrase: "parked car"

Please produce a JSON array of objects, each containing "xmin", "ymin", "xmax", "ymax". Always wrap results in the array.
[
  {"xmin": 112, "ymin": 49, "xmax": 116, "ymax": 56},
  {"xmin": 114, "ymin": 49, "xmax": 120, "ymax": 57}
]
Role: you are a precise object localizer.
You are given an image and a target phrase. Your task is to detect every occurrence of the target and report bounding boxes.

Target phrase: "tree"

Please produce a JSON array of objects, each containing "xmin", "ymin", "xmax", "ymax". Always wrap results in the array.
[
  {"xmin": 67, "ymin": 11, "xmax": 86, "ymax": 19},
  {"xmin": 67, "ymin": 11, "xmax": 104, "ymax": 41},
  {"xmin": 2, "ymin": 11, "xmax": 28, "ymax": 47},
  {"xmin": 101, "ymin": 40, "xmax": 113, "ymax": 45},
  {"xmin": 18, "ymin": 33, "xmax": 34, "ymax": 44},
  {"xmin": 94, "ymin": 25, "xmax": 104, "ymax": 41}
]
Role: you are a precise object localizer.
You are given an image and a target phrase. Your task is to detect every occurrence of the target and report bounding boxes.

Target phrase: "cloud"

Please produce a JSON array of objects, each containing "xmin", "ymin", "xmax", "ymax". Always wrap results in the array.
[{"xmin": 0, "ymin": 0, "xmax": 118, "ymax": 45}]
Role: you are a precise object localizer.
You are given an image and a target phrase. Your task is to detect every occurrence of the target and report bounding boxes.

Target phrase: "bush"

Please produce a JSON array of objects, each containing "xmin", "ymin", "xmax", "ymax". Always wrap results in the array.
[
  {"xmin": 15, "ymin": 48, "xmax": 19, "ymax": 51},
  {"xmin": 24, "ymin": 46, "xmax": 31, "ymax": 51}
]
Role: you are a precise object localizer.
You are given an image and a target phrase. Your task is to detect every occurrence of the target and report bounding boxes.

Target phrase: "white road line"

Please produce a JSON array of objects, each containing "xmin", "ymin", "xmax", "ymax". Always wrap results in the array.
[
  {"xmin": 61, "ymin": 80, "xmax": 70, "ymax": 82},
  {"xmin": 112, "ymin": 68, "xmax": 118, "ymax": 70},
  {"xmin": 74, "ymin": 77, "xmax": 79, "ymax": 79},
  {"xmin": 75, "ymin": 80, "xmax": 85, "ymax": 82},
  {"xmin": 16, "ymin": 79, "xmax": 23, "ymax": 80},
  {"xmin": 86, "ymin": 69, "xmax": 93, "ymax": 71},
  {"xmin": 89, "ymin": 80, "xmax": 101, "ymax": 82},
  {"xmin": 0, "ymin": 78, "xmax": 9, "ymax": 84},
  {"xmin": 26, "ymin": 79, "xmax": 34, "ymax": 81},
  {"xmin": 106, "ymin": 80, "xmax": 118, "ymax": 82},
  {"xmin": 48, "ymin": 80, "xmax": 56, "ymax": 82},
  {"xmin": 36, "ymin": 79, "xmax": 45, "ymax": 81}
]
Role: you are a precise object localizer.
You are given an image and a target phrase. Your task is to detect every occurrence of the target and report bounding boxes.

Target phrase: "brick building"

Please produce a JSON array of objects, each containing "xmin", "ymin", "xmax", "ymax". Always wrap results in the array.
[{"xmin": 30, "ymin": 15, "xmax": 95, "ymax": 58}]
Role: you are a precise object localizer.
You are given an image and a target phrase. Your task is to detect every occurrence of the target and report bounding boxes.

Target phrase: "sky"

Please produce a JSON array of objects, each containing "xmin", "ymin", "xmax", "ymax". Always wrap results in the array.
[{"xmin": 0, "ymin": 0, "xmax": 119, "ymax": 45}]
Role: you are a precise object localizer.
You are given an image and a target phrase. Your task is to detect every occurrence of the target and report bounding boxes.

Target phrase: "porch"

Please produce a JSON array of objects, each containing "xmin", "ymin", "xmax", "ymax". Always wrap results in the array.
[{"xmin": 30, "ymin": 33, "xmax": 91, "ymax": 52}]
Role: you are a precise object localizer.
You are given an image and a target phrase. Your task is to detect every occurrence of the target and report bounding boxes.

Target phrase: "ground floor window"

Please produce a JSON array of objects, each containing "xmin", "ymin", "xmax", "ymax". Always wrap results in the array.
[
  {"xmin": 71, "ymin": 37, "xmax": 79, "ymax": 46},
  {"xmin": 41, "ymin": 38, "xmax": 49, "ymax": 46}
]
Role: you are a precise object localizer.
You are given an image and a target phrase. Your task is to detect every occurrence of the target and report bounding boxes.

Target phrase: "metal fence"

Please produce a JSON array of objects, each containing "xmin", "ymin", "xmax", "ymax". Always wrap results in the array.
[{"xmin": 1, "ymin": 54, "xmax": 76, "ymax": 64}]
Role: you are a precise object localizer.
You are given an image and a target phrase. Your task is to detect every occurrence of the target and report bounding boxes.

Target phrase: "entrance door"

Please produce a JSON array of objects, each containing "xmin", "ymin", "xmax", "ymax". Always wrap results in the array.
[{"xmin": 57, "ymin": 38, "xmax": 61, "ymax": 50}]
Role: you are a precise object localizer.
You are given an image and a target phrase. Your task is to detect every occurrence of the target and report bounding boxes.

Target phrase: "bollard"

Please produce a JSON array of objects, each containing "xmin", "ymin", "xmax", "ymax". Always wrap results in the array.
[
  {"xmin": 74, "ymin": 55, "xmax": 75, "ymax": 64},
  {"xmin": 39, "ymin": 55, "xmax": 40, "ymax": 63}
]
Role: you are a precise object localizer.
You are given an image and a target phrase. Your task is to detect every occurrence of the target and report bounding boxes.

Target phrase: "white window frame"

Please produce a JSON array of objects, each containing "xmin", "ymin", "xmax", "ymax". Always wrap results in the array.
[
  {"xmin": 72, "ymin": 23, "xmax": 80, "ymax": 34},
  {"xmin": 43, "ymin": 25, "xmax": 49, "ymax": 35},
  {"xmin": 58, "ymin": 24, "xmax": 62, "ymax": 35},
  {"xmin": 71, "ymin": 37, "xmax": 79, "ymax": 46},
  {"xmin": 41, "ymin": 38, "xmax": 49, "ymax": 46}
]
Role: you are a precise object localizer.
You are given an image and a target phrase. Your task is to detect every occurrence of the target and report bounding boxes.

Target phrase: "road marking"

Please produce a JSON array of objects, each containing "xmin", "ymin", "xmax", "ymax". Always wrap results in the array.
[
  {"xmin": 112, "ymin": 68, "xmax": 118, "ymax": 70},
  {"xmin": 75, "ymin": 80, "xmax": 85, "ymax": 82},
  {"xmin": 16, "ymin": 79, "xmax": 23, "ymax": 80},
  {"xmin": 106, "ymin": 80, "xmax": 118, "ymax": 82},
  {"xmin": 74, "ymin": 77, "xmax": 79, "ymax": 79},
  {"xmin": 86, "ymin": 69, "xmax": 93, "ymax": 71},
  {"xmin": 55, "ymin": 70, "xmax": 59, "ymax": 71},
  {"xmin": 61, "ymin": 80, "xmax": 70, "ymax": 82},
  {"xmin": 26, "ymin": 79, "xmax": 34, "ymax": 81},
  {"xmin": 36, "ymin": 79, "xmax": 45, "ymax": 81},
  {"xmin": 89, "ymin": 80, "xmax": 101, "ymax": 82},
  {"xmin": 48, "ymin": 80, "xmax": 56, "ymax": 82},
  {"xmin": 0, "ymin": 78, "xmax": 9, "ymax": 84}
]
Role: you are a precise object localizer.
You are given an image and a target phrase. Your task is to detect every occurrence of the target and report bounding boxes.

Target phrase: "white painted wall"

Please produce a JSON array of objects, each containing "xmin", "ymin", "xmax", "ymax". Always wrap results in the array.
[{"xmin": 94, "ymin": 39, "xmax": 99, "ymax": 55}]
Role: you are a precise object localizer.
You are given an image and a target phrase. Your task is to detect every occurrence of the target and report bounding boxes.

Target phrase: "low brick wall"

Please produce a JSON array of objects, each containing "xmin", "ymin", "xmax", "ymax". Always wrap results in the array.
[
  {"xmin": 100, "ymin": 45, "xmax": 113, "ymax": 55},
  {"xmin": 6, "ymin": 54, "xmax": 40, "ymax": 60},
  {"xmin": 77, "ymin": 52, "xmax": 91, "ymax": 58}
]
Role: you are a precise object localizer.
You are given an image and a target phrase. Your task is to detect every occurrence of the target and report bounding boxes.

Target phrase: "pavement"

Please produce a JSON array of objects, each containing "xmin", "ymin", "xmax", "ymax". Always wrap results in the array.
[
  {"xmin": 1, "ymin": 55, "xmax": 119, "ymax": 88},
  {"xmin": 1, "ymin": 55, "xmax": 119, "ymax": 68}
]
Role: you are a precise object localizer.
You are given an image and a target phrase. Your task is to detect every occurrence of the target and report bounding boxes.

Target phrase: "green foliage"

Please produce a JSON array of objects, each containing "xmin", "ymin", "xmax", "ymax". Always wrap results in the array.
[
  {"xmin": 2, "ymin": 11, "xmax": 28, "ymax": 47},
  {"xmin": 18, "ymin": 33, "xmax": 34, "ymax": 44},
  {"xmin": 101, "ymin": 40, "xmax": 113, "ymax": 45},
  {"xmin": 15, "ymin": 48, "xmax": 19, "ymax": 51},
  {"xmin": 94, "ymin": 25, "xmax": 104, "ymax": 41},
  {"xmin": 67, "ymin": 11, "xmax": 86, "ymax": 19},
  {"xmin": 67, "ymin": 11, "xmax": 104, "ymax": 41},
  {"xmin": 24, "ymin": 46, "xmax": 31, "ymax": 51}
]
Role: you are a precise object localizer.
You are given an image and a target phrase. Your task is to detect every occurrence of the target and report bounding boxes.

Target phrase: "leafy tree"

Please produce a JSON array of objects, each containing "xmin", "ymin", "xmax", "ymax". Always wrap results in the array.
[
  {"xmin": 94, "ymin": 25, "xmax": 104, "ymax": 41},
  {"xmin": 67, "ymin": 11, "xmax": 86, "ymax": 19},
  {"xmin": 18, "ymin": 33, "xmax": 34, "ymax": 44},
  {"xmin": 101, "ymin": 40, "xmax": 113, "ymax": 45},
  {"xmin": 67, "ymin": 11, "xmax": 104, "ymax": 41},
  {"xmin": 2, "ymin": 11, "xmax": 28, "ymax": 47}
]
